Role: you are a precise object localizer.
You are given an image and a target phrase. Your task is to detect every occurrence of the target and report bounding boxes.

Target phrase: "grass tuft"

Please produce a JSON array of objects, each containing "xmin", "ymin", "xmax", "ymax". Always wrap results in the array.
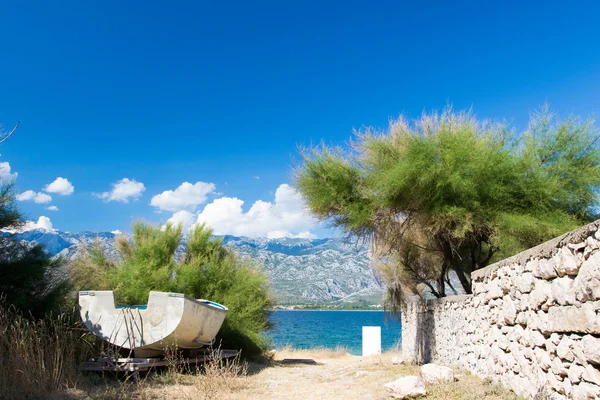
[{"xmin": 0, "ymin": 301, "xmax": 92, "ymax": 399}]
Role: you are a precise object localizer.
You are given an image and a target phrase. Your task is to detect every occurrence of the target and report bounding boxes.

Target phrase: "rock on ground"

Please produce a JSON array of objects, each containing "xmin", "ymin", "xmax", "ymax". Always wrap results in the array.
[
  {"xmin": 383, "ymin": 376, "xmax": 427, "ymax": 399},
  {"xmin": 391, "ymin": 356, "xmax": 405, "ymax": 365},
  {"xmin": 421, "ymin": 363, "xmax": 454, "ymax": 383}
]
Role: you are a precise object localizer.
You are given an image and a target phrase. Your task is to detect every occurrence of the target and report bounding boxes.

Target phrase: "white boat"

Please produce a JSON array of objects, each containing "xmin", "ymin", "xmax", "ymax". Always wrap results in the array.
[{"xmin": 79, "ymin": 290, "xmax": 228, "ymax": 357}]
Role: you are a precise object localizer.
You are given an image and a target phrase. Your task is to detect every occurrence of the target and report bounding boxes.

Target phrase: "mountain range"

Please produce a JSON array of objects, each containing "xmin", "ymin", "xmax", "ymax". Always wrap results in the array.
[{"xmin": 4, "ymin": 229, "xmax": 384, "ymax": 305}]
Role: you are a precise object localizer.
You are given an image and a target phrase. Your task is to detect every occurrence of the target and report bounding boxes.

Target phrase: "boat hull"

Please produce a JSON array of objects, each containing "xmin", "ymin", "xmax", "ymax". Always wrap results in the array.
[{"xmin": 79, "ymin": 291, "xmax": 228, "ymax": 357}]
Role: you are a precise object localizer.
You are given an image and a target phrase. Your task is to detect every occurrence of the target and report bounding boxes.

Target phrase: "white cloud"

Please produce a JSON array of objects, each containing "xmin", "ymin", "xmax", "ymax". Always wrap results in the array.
[
  {"xmin": 111, "ymin": 230, "xmax": 122, "ymax": 235},
  {"xmin": 44, "ymin": 177, "xmax": 74, "ymax": 195},
  {"xmin": 151, "ymin": 181, "xmax": 215, "ymax": 212},
  {"xmin": 16, "ymin": 190, "xmax": 36, "ymax": 201},
  {"xmin": 96, "ymin": 178, "xmax": 145, "ymax": 203},
  {"xmin": 46, "ymin": 205, "xmax": 59, "ymax": 211},
  {"xmin": 16, "ymin": 190, "xmax": 52, "ymax": 204},
  {"xmin": 166, "ymin": 210, "xmax": 196, "ymax": 232},
  {"xmin": 27, "ymin": 216, "xmax": 54, "ymax": 231},
  {"xmin": 35, "ymin": 193, "xmax": 52, "ymax": 203},
  {"xmin": 193, "ymin": 184, "xmax": 318, "ymax": 238},
  {"xmin": 253, "ymin": 176, "xmax": 260, "ymax": 180},
  {"xmin": 267, "ymin": 230, "xmax": 317, "ymax": 239},
  {"xmin": 0, "ymin": 162, "xmax": 17, "ymax": 181},
  {"xmin": 294, "ymin": 231, "xmax": 318, "ymax": 239},
  {"xmin": 3, "ymin": 216, "xmax": 56, "ymax": 233}
]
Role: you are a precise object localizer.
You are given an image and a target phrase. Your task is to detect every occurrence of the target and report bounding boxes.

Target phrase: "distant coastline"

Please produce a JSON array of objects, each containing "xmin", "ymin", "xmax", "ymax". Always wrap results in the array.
[
  {"xmin": 269, "ymin": 309, "xmax": 386, "ymax": 312},
  {"xmin": 269, "ymin": 303, "xmax": 384, "ymax": 311}
]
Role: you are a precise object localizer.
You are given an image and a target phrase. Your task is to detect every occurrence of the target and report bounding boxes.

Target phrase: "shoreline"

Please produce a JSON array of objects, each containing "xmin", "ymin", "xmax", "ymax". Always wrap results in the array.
[{"xmin": 268, "ymin": 309, "xmax": 387, "ymax": 312}]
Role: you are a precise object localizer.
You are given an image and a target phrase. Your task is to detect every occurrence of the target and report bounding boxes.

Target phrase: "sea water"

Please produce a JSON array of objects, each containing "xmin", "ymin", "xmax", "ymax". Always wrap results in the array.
[{"xmin": 265, "ymin": 310, "xmax": 402, "ymax": 355}]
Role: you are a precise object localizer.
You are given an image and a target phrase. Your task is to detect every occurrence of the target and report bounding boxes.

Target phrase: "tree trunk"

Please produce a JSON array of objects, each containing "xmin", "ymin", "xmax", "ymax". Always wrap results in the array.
[
  {"xmin": 437, "ymin": 263, "xmax": 447, "ymax": 297},
  {"xmin": 454, "ymin": 267, "xmax": 472, "ymax": 294}
]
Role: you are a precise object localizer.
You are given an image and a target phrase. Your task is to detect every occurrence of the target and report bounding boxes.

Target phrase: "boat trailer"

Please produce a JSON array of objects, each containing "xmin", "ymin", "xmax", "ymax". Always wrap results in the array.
[{"xmin": 81, "ymin": 348, "xmax": 240, "ymax": 373}]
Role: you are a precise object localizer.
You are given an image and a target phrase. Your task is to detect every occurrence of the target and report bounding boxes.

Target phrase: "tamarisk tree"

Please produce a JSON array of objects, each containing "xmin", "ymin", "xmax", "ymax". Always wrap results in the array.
[{"xmin": 296, "ymin": 107, "xmax": 600, "ymax": 310}]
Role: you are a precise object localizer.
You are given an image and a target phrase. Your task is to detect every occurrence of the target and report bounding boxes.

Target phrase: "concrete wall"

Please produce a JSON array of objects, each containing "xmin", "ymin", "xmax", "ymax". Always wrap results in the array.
[{"xmin": 401, "ymin": 221, "xmax": 600, "ymax": 399}]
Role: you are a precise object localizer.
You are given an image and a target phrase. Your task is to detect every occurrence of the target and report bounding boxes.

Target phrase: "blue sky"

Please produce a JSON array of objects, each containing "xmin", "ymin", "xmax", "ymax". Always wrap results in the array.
[{"xmin": 1, "ymin": 0, "xmax": 599, "ymax": 238}]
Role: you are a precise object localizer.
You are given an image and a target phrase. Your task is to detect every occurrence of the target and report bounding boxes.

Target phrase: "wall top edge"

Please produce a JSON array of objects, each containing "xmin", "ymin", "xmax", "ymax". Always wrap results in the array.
[
  {"xmin": 471, "ymin": 219, "xmax": 600, "ymax": 281},
  {"xmin": 404, "ymin": 294, "xmax": 473, "ymax": 305}
]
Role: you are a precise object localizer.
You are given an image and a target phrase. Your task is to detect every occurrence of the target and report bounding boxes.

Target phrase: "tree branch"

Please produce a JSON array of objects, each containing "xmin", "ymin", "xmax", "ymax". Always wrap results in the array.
[{"xmin": 0, "ymin": 121, "xmax": 19, "ymax": 145}]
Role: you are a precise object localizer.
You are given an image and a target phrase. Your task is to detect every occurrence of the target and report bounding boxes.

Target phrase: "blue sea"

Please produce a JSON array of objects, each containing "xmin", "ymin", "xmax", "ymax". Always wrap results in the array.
[{"xmin": 265, "ymin": 310, "xmax": 402, "ymax": 355}]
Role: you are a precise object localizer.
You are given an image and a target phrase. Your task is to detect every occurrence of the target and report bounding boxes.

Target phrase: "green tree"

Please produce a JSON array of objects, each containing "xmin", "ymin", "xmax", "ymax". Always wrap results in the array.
[
  {"xmin": 70, "ymin": 222, "xmax": 272, "ymax": 355},
  {"xmin": 0, "ymin": 182, "xmax": 70, "ymax": 318},
  {"xmin": 0, "ymin": 183, "xmax": 21, "ymax": 228},
  {"xmin": 296, "ymin": 107, "xmax": 600, "ymax": 308}
]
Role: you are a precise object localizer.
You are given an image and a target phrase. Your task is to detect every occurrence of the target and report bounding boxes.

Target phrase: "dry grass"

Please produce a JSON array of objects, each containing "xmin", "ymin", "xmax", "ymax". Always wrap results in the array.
[
  {"xmin": 425, "ymin": 376, "xmax": 523, "ymax": 400},
  {"xmin": 69, "ymin": 346, "xmax": 251, "ymax": 400},
  {"xmin": 183, "ymin": 347, "xmax": 249, "ymax": 400},
  {"xmin": 272, "ymin": 345, "xmax": 349, "ymax": 360},
  {"xmin": 0, "ymin": 303, "xmax": 93, "ymax": 400},
  {"xmin": 78, "ymin": 376, "xmax": 151, "ymax": 400},
  {"xmin": 150, "ymin": 345, "xmax": 250, "ymax": 400},
  {"xmin": 335, "ymin": 353, "xmax": 524, "ymax": 400}
]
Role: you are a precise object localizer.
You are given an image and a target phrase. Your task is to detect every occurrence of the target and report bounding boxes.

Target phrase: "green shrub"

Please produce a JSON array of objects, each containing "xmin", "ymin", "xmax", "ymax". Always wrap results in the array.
[
  {"xmin": 0, "ymin": 240, "xmax": 70, "ymax": 318},
  {"xmin": 0, "ymin": 182, "xmax": 70, "ymax": 318},
  {"xmin": 70, "ymin": 222, "xmax": 272, "ymax": 355}
]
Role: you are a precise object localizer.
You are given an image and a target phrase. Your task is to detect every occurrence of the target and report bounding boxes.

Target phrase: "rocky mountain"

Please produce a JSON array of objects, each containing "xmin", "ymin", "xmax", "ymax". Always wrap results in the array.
[
  {"xmin": 219, "ymin": 235, "xmax": 384, "ymax": 304},
  {"xmin": 3, "ymin": 230, "xmax": 384, "ymax": 305}
]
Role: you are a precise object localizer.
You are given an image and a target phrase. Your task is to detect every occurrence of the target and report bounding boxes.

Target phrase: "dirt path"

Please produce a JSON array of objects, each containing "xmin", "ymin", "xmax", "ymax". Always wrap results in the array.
[
  {"xmin": 247, "ymin": 353, "xmax": 394, "ymax": 400},
  {"xmin": 139, "ymin": 350, "xmax": 523, "ymax": 400}
]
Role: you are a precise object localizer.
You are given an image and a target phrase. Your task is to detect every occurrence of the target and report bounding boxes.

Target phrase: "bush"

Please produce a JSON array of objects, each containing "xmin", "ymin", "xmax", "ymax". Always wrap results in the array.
[
  {"xmin": 0, "ymin": 240, "xmax": 71, "ymax": 318},
  {"xmin": 0, "ymin": 182, "xmax": 70, "ymax": 318},
  {"xmin": 70, "ymin": 222, "xmax": 272, "ymax": 355}
]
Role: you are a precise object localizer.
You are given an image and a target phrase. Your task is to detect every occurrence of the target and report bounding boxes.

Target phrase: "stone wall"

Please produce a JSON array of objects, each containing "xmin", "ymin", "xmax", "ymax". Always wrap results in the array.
[{"xmin": 401, "ymin": 220, "xmax": 600, "ymax": 399}]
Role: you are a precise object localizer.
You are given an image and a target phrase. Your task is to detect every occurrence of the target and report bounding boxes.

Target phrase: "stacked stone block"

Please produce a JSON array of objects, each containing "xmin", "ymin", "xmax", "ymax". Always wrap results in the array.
[{"xmin": 401, "ymin": 221, "xmax": 600, "ymax": 399}]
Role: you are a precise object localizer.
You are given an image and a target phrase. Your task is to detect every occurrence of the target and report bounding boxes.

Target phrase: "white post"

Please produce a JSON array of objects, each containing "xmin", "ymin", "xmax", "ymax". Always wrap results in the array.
[{"xmin": 362, "ymin": 326, "xmax": 381, "ymax": 356}]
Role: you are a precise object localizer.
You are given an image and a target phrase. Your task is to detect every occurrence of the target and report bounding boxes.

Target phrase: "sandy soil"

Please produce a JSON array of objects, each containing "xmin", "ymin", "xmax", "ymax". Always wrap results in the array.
[
  {"xmin": 136, "ymin": 349, "xmax": 523, "ymax": 400},
  {"xmin": 245, "ymin": 351, "xmax": 397, "ymax": 400}
]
